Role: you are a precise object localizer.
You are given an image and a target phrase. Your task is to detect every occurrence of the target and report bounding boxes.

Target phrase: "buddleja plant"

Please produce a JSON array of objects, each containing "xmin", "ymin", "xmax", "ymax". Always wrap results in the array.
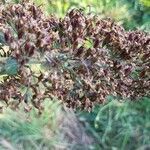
[{"xmin": 0, "ymin": 1, "xmax": 149, "ymax": 112}]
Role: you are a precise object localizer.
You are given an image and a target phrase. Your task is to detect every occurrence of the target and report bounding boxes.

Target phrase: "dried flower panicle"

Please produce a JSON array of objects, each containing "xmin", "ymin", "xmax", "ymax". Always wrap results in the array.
[{"xmin": 0, "ymin": 2, "xmax": 149, "ymax": 111}]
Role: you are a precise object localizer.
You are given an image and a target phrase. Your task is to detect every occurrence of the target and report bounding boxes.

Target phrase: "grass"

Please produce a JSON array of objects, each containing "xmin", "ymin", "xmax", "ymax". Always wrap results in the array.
[
  {"xmin": 0, "ymin": 99, "xmax": 94, "ymax": 150},
  {"xmin": 0, "ymin": 97, "xmax": 149, "ymax": 150},
  {"xmin": 77, "ymin": 97, "xmax": 150, "ymax": 149},
  {"xmin": 0, "ymin": 100, "xmax": 64, "ymax": 150}
]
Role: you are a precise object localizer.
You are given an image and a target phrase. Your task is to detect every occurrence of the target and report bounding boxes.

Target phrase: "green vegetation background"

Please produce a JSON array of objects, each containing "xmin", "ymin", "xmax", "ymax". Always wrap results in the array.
[
  {"xmin": 0, "ymin": 0, "xmax": 150, "ymax": 150},
  {"xmin": 13, "ymin": 0, "xmax": 150, "ymax": 31}
]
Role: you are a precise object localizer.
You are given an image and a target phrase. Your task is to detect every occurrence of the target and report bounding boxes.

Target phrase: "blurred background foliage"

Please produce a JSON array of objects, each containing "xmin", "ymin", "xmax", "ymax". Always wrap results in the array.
[
  {"xmin": 0, "ymin": 0, "xmax": 150, "ymax": 150},
  {"xmin": 11, "ymin": 0, "xmax": 150, "ymax": 31},
  {"xmin": 77, "ymin": 97, "xmax": 150, "ymax": 150}
]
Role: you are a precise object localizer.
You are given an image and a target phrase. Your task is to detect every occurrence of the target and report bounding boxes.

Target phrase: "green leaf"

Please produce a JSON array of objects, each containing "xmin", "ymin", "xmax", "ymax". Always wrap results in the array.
[{"xmin": 4, "ymin": 57, "xmax": 19, "ymax": 75}]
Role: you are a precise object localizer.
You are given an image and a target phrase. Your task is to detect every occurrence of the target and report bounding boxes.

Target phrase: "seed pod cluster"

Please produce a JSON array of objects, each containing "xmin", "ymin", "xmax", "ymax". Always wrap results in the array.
[{"xmin": 0, "ymin": 2, "xmax": 149, "ymax": 111}]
